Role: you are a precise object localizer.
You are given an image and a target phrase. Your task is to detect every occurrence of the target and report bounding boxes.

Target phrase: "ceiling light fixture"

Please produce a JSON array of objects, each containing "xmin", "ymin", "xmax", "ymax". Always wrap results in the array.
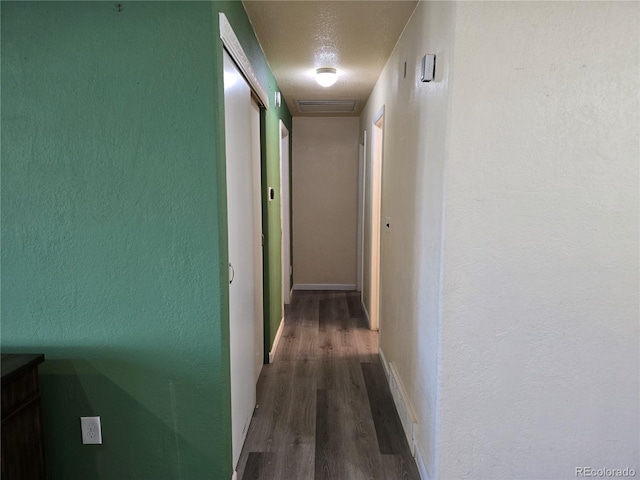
[{"xmin": 315, "ymin": 67, "xmax": 338, "ymax": 87}]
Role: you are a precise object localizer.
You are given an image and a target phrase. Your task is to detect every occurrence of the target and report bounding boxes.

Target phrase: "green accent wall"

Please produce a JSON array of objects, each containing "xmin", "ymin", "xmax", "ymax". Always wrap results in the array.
[{"xmin": 1, "ymin": 1, "xmax": 291, "ymax": 478}]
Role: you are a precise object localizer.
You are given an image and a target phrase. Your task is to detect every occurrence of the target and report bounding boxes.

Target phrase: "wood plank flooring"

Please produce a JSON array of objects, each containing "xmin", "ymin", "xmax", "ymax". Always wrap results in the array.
[{"xmin": 237, "ymin": 291, "xmax": 420, "ymax": 480}]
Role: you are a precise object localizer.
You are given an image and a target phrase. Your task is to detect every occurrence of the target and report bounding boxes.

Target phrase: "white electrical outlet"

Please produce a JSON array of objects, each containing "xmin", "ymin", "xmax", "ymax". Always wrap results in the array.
[{"xmin": 80, "ymin": 416, "xmax": 102, "ymax": 445}]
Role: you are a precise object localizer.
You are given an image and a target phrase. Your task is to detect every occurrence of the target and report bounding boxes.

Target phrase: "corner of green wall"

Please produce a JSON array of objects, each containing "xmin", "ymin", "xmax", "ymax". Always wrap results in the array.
[
  {"xmin": 1, "ymin": 2, "xmax": 291, "ymax": 478},
  {"xmin": 1, "ymin": 2, "xmax": 238, "ymax": 477}
]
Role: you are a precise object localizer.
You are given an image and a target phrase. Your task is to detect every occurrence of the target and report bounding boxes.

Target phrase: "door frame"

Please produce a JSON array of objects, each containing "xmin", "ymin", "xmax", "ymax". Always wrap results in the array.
[
  {"xmin": 357, "ymin": 130, "xmax": 366, "ymax": 296},
  {"xmin": 279, "ymin": 121, "xmax": 291, "ymax": 305},
  {"xmin": 370, "ymin": 106, "xmax": 385, "ymax": 331}
]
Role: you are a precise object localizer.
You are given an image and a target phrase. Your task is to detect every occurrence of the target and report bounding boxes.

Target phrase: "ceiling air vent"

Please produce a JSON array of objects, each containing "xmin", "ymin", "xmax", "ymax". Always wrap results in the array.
[{"xmin": 295, "ymin": 99, "xmax": 359, "ymax": 114}]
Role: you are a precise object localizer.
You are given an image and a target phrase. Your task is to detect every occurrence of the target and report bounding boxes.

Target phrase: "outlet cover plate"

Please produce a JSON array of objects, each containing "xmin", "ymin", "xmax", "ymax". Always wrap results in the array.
[
  {"xmin": 421, "ymin": 54, "xmax": 435, "ymax": 82},
  {"xmin": 81, "ymin": 416, "xmax": 102, "ymax": 444}
]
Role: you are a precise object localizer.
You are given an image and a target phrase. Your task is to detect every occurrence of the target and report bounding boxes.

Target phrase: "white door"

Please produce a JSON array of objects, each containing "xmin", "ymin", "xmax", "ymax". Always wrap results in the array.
[
  {"xmin": 280, "ymin": 122, "xmax": 291, "ymax": 304},
  {"xmin": 223, "ymin": 50, "xmax": 262, "ymax": 468}
]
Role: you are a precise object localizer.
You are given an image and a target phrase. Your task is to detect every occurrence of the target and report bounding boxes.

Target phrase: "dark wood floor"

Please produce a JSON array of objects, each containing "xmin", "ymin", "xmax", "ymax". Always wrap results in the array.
[{"xmin": 236, "ymin": 291, "xmax": 420, "ymax": 480}]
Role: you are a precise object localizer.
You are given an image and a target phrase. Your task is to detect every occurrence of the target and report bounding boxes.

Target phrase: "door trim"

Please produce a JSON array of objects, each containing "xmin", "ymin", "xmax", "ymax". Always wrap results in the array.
[
  {"xmin": 357, "ymin": 130, "xmax": 367, "ymax": 295},
  {"xmin": 370, "ymin": 106, "xmax": 385, "ymax": 331},
  {"xmin": 219, "ymin": 13, "xmax": 269, "ymax": 109},
  {"xmin": 279, "ymin": 121, "xmax": 292, "ymax": 305}
]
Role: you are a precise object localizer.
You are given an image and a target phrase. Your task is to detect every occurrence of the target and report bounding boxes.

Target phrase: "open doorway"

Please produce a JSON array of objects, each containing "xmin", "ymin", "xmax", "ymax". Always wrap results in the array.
[
  {"xmin": 370, "ymin": 108, "xmax": 384, "ymax": 331},
  {"xmin": 280, "ymin": 121, "xmax": 291, "ymax": 306}
]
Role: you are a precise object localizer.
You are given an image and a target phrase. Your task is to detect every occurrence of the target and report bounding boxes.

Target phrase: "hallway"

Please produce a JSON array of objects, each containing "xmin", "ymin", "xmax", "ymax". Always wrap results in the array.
[{"xmin": 236, "ymin": 291, "xmax": 420, "ymax": 480}]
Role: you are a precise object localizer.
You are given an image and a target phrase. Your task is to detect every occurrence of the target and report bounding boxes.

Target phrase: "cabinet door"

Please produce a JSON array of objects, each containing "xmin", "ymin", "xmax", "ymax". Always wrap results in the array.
[{"xmin": 1, "ymin": 367, "xmax": 46, "ymax": 480}]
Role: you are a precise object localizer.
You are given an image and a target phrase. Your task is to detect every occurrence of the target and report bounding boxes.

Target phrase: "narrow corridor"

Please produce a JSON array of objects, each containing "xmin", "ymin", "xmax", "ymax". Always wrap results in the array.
[{"xmin": 237, "ymin": 291, "xmax": 420, "ymax": 480}]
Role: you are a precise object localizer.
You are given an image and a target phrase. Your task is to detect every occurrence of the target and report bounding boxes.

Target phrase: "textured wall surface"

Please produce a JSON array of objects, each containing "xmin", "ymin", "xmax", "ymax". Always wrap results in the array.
[
  {"xmin": 360, "ymin": 1, "xmax": 639, "ymax": 479},
  {"xmin": 359, "ymin": 2, "xmax": 455, "ymax": 477},
  {"xmin": 1, "ymin": 2, "xmax": 290, "ymax": 478},
  {"xmin": 292, "ymin": 117, "xmax": 359, "ymax": 285},
  {"xmin": 439, "ymin": 2, "xmax": 639, "ymax": 478}
]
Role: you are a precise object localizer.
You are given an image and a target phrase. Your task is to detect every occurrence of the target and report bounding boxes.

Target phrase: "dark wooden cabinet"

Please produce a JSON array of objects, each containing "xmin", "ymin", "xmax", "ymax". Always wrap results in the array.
[{"xmin": 1, "ymin": 354, "xmax": 46, "ymax": 480}]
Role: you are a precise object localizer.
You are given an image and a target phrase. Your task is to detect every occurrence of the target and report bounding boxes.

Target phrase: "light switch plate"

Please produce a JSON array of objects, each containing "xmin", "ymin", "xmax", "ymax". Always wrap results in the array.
[
  {"xmin": 421, "ymin": 54, "xmax": 435, "ymax": 82},
  {"xmin": 81, "ymin": 416, "xmax": 102, "ymax": 444}
]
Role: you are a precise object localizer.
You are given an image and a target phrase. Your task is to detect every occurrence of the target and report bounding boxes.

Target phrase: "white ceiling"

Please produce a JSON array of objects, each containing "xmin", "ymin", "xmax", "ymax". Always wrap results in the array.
[{"xmin": 243, "ymin": 0, "xmax": 418, "ymax": 116}]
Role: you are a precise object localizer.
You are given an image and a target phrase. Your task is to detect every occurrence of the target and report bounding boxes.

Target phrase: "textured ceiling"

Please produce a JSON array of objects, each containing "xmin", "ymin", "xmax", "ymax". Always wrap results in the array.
[{"xmin": 243, "ymin": 1, "xmax": 418, "ymax": 116}]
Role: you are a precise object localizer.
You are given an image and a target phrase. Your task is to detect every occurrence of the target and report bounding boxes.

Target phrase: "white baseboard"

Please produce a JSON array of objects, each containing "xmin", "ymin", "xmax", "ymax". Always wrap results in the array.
[
  {"xmin": 415, "ymin": 444, "xmax": 430, "ymax": 480},
  {"xmin": 268, "ymin": 316, "xmax": 285, "ymax": 363},
  {"xmin": 292, "ymin": 283, "xmax": 356, "ymax": 291},
  {"xmin": 388, "ymin": 362, "xmax": 418, "ymax": 456},
  {"xmin": 378, "ymin": 348, "xmax": 418, "ymax": 457}
]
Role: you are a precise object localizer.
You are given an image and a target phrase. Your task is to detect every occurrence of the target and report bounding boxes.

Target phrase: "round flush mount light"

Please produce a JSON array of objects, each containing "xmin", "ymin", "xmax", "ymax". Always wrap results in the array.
[{"xmin": 315, "ymin": 67, "xmax": 338, "ymax": 87}]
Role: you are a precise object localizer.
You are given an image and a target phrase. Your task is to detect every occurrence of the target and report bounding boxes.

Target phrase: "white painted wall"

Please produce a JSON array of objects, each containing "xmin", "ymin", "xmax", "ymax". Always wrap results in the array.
[
  {"xmin": 439, "ymin": 2, "xmax": 639, "ymax": 478},
  {"xmin": 359, "ymin": 2, "xmax": 454, "ymax": 477},
  {"xmin": 292, "ymin": 117, "xmax": 359, "ymax": 286},
  {"xmin": 360, "ymin": 1, "xmax": 639, "ymax": 479}
]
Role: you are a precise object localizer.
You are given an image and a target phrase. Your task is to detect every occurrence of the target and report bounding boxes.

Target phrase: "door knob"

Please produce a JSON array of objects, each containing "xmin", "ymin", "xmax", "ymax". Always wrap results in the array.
[{"xmin": 229, "ymin": 263, "xmax": 235, "ymax": 284}]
